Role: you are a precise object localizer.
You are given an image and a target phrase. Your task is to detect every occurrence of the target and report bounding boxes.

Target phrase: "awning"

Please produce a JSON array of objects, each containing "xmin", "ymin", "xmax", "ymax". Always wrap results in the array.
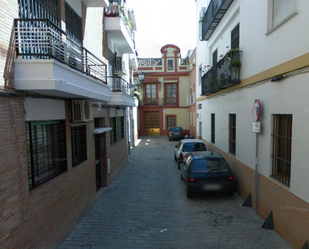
[{"xmin": 92, "ymin": 127, "xmax": 112, "ymax": 134}]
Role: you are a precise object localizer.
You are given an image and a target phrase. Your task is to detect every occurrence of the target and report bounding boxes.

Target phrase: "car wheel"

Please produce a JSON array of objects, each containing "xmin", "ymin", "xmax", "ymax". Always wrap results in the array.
[
  {"xmin": 186, "ymin": 184, "xmax": 192, "ymax": 199},
  {"xmin": 177, "ymin": 162, "xmax": 180, "ymax": 170}
]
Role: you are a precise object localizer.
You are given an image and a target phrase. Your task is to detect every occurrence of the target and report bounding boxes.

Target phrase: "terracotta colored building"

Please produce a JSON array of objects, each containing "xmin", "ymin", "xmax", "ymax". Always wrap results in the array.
[{"xmin": 134, "ymin": 44, "xmax": 192, "ymax": 137}]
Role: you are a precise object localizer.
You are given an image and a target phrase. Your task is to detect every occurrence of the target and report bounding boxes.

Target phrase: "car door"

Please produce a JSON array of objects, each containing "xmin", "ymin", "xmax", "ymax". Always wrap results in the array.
[{"xmin": 181, "ymin": 154, "xmax": 192, "ymax": 179}]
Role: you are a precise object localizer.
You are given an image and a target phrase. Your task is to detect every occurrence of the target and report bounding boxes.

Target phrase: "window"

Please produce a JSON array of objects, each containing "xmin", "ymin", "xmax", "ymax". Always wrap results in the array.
[
  {"xmin": 110, "ymin": 117, "xmax": 117, "ymax": 144},
  {"xmin": 268, "ymin": 0, "xmax": 297, "ymax": 32},
  {"xmin": 231, "ymin": 23, "xmax": 239, "ymax": 49},
  {"xmin": 145, "ymin": 84, "xmax": 157, "ymax": 105},
  {"xmin": 117, "ymin": 117, "xmax": 124, "ymax": 141},
  {"xmin": 71, "ymin": 125, "xmax": 87, "ymax": 167},
  {"xmin": 190, "ymin": 112, "xmax": 192, "ymax": 126},
  {"xmin": 168, "ymin": 59, "xmax": 173, "ymax": 70},
  {"xmin": 212, "ymin": 49, "xmax": 218, "ymax": 66},
  {"xmin": 26, "ymin": 120, "xmax": 67, "ymax": 189},
  {"xmin": 167, "ymin": 116, "xmax": 175, "ymax": 130},
  {"xmin": 271, "ymin": 114, "xmax": 292, "ymax": 186},
  {"xmin": 193, "ymin": 112, "xmax": 196, "ymax": 128},
  {"xmin": 229, "ymin": 114, "xmax": 236, "ymax": 155},
  {"xmin": 211, "ymin": 113, "xmax": 215, "ymax": 144},
  {"xmin": 110, "ymin": 116, "xmax": 124, "ymax": 144},
  {"xmin": 65, "ymin": 2, "xmax": 82, "ymax": 43},
  {"xmin": 166, "ymin": 83, "xmax": 177, "ymax": 105}
]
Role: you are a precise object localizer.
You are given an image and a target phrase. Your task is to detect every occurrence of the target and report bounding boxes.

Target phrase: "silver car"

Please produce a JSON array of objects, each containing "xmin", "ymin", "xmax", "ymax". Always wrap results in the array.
[{"xmin": 174, "ymin": 139, "xmax": 207, "ymax": 169}]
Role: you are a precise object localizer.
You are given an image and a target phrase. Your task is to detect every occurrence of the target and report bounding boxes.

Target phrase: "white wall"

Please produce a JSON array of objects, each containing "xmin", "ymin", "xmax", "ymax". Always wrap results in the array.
[
  {"xmin": 25, "ymin": 98, "xmax": 65, "ymax": 121},
  {"xmin": 199, "ymin": 71, "xmax": 309, "ymax": 202}
]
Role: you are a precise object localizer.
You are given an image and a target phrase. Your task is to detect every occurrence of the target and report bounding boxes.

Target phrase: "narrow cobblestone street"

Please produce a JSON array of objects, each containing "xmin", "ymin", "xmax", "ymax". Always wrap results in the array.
[{"xmin": 58, "ymin": 136, "xmax": 291, "ymax": 249}]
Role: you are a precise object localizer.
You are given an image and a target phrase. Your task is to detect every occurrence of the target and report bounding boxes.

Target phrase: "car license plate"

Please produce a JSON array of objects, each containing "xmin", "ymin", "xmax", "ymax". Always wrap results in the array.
[
  {"xmin": 174, "ymin": 132, "xmax": 180, "ymax": 135},
  {"xmin": 204, "ymin": 184, "xmax": 221, "ymax": 190}
]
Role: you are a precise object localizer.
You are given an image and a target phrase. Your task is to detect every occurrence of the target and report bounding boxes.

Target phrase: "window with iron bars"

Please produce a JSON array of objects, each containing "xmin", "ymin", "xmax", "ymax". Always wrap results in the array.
[
  {"xmin": 271, "ymin": 114, "xmax": 292, "ymax": 186},
  {"xmin": 211, "ymin": 113, "xmax": 215, "ymax": 144},
  {"xmin": 71, "ymin": 125, "xmax": 87, "ymax": 167},
  {"xmin": 26, "ymin": 120, "xmax": 67, "ymax": 190},
  {"xmin": 229, "ymin": 114, "xmax": 236, "ymax": 155}
]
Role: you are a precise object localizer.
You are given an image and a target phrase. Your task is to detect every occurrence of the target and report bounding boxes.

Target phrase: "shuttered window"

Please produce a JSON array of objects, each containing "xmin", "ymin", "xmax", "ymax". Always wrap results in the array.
[{"xmin": 272, "ymin": 0, "xmax": 296, "ymax": 28}]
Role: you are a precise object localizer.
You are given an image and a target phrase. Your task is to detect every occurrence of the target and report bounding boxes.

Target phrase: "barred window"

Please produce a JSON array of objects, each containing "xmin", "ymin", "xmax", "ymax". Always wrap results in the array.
[
  {"xmin": 229, "ymin": 114, "xmax": 236, "ymax": 155},
  {"xmin": 71, "ymin": 125, "xmax": 87, "ymax": 167},
  {"xmin": 110, "ymin": 117, "xmax": 117, "ymax": 144},
  {"xmin": 231, "ymin": 23, "xmax": 239, "ymax": 50},
  {"xmin": 271, "ymin": 114, "xmax": 292, "ymax": 186},
  {"xmin": 26, "ymin": 120, "xmax": 67, "ymax": 189},
  {"xmin": 211, "ymin": 113, "xmax": 215, "ymax": 144},
  {"xmin": 117, "ymin": 117, "xmax": 124, "ymax": 141}
]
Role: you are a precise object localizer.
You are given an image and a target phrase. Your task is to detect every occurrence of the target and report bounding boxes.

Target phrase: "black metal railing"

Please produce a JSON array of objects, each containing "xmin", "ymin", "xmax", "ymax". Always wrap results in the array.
[
  {"xmin": 202, "ymin": 50, "xmax": 241, "ymax": 95},
  {"xmin": 107, "ymin": 76, "xmax": 134, "ymax": 96},
  {"xmin": 201, "ymin": 0, "xmax": 234, "ymax": 41},
  {"xmin": 14, "ymin": 19, "xmax": 107, "ymax": 84}
]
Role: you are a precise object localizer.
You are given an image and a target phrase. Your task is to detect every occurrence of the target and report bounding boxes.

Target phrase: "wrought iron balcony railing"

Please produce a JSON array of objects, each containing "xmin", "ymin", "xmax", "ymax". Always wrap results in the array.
[
  {"xmin": 201, "ymin": 50, "xmax": 241, "ymax": 95},
  {"xmin": 107, "ymin": 76, "xmax": 134, "ymax": 96},
  {"xmin": 139, "ymin": 98, "xmax": 164, "ymax": 106},
  {"xmin": 201, "ymin": 0, "xmax": 234, "ymax": 41},
  {"xmin": 14, "ymin": 19, "xmax": 107, "ymax": 84}
]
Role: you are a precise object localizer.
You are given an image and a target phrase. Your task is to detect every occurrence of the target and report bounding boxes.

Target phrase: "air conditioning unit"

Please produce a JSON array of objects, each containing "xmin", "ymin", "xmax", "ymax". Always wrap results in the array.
[
  {"xmin": 72, "ymin": 100, "xmax": 92, "ymax": 122},
  {"xmin": 199, "ymin": 7, "xmax": 206, "ymax": 21}
]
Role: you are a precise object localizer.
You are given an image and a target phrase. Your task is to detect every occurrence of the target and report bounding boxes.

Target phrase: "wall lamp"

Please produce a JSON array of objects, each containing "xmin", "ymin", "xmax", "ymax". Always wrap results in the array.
[{"xmin": 137, "ymin": 71, "xmax": 146, "ymax": 84}]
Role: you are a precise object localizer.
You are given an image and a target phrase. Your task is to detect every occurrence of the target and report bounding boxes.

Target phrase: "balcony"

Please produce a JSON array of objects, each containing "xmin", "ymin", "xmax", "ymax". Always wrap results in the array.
[
  {"xmin": 201, "ymin": 0, "xmax": 234, "ymax": 41},
  {"xmin": 14, "ymin": 19, "xmax": 110, "ymax": 102},
  {"xmin": 105, "ymin": 6, "xmax": 135, "ymax": 54},
  {"xmin": 201, "ymin": 50, "xmax": 241, "ymax": 95},
  {"xmin": 107, "ymin": 76, "xmax": 136, "ymax": 107},
  {"xmin": 82, "ymin": 0, "xmax": 109, "ymax": 7},
  {"xmin": 138, "ymin": 58, "xmax": 162, "ymax": 67}
]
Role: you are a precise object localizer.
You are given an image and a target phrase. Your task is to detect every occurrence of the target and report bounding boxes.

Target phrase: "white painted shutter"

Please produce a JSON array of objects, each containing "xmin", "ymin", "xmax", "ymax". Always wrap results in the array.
[{"xmin": 273, "ymin": 0, "xmax": 296, "ymax": 27}]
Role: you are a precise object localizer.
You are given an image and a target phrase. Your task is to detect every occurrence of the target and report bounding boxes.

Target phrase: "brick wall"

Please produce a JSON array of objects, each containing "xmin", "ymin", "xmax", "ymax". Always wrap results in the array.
[
  {"xmin": 0, "ymin": 97, "xmax": 101, "ymax": 248},
  {"xmin": 205, "ymin": 141, "xmax": 309, "ymax": 249}
]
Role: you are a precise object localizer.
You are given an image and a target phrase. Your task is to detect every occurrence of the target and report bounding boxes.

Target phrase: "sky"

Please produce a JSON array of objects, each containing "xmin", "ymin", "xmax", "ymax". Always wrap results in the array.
[{"xmin": 126, "ymin": 0, "xmax": 197, "ymax": 59}]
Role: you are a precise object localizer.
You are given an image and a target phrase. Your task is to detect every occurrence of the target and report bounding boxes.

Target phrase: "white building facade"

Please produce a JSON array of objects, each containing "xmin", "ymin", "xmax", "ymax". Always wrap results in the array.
[{"xmin": 195, "ymin": 0, "xmax": 309, "ymax": 248}]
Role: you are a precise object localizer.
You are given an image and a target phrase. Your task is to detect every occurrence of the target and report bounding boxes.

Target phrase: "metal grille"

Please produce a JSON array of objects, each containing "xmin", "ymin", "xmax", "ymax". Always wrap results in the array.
[
  {"xmin": 211, "ymin": 113, "xmax": 215, "ymax": 144},
  {"xmin": 117, "ymin": 117, "xmax": 124, "ymax": 141},
  {"xmin": 229, "ymin": 114, "xmax": 236, "ymax": 155},
  {"xmin": 110, "ymin": 117, "xmax": 117, "ymax": 144},
  {"xmin": 26, "ymin": 120, "xmax": 67, "ymax": 189},
  {"xmin": 14, "ymin": 19, "xmax": 107, "ymax": 84},
  {"xmin": 71, "ymin": 125, "xmax": 87, "ymax": 167},
  {"xmin": 18, "ymin": 0, "xmax": 59, "ymax": 25},
  {"xmin": 271, "ymin": 114, "xmax": 292, "ymax": 186},
  {"xmin": 65, "ymin": 2, "xmax": 82, "ymax": 44},
  {"xmin": 231, "ymin": 23, "xmax": 239, "ymax": 49},
  {"xmin": 107, "ymin": 76, "xmax": 133, "ymax": 95}
]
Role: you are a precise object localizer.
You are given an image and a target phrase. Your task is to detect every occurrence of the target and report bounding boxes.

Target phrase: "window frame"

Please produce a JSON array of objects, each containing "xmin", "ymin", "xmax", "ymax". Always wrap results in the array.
[
  {"xmin": 165, "ymin": 83, "xmax": 178, "ymax": 106},
  {"xmin": 228, "ymin": 114, "xmax": 236, "ymax": 155},
  {"xmin": 167, "ymin": 59, "xmax": 174, "ymax": 71},
  {"xmin": 27, "ymin": 120, "xmax": 67, "ymax": 190},
  {"xmin": 71, "ymin": 124, "xmax": 87, "ymax": 167},
  {"xmin": 271, "ymin": 114, "xmax": 292, "ymax": 186},
  {"xmin": 267, "ymin": 0, "xmax": 297, "ymax": 34},
  {"xmin": 211, "ymin": 113, "xmax": 215, "ymax": 144}
]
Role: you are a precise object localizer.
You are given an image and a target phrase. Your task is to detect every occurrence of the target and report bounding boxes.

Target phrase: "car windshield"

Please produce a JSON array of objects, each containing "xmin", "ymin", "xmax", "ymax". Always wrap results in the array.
[
  {"xmin": 191, "ymin": 159, "xmax": 229, "ymax": 173},
  {"xmin": 171, "ymin": 127, "xmax": 182, "ymax": 132},
  {"xmin": 183, "ymin": 143, "xmax": 206, "ymax": 152}
]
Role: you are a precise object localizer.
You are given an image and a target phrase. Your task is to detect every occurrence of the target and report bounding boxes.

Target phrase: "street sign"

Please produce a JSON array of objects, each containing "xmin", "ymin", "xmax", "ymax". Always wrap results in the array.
[
  {"xmin": 252, "ymin": 121, "xmax": 261, "ymax": 133},
  {"xmin": 252, "ymin": 99, "xmax": 261, "ymax": 121}
]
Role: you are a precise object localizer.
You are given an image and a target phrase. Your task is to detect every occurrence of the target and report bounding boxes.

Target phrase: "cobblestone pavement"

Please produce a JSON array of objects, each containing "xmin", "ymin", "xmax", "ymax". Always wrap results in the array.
[{"xmin": 58, "ymin": 136, "xmax": 291, "ymax": 249}]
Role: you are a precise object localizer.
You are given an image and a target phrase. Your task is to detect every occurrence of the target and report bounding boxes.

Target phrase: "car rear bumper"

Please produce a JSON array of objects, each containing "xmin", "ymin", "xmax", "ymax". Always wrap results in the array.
[{"xmin": 188, "ymin": 181, "xmax": 236, "ymax": 193}]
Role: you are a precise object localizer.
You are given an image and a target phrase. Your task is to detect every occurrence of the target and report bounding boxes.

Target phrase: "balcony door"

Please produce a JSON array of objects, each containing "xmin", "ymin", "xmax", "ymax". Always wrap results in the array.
[
  {"xmin": 165, "ymin": 83, "xmax": 177, "ymax": 105},
  {"xmin": 145, "ymin": 84, "xmax": 157, "ymax": 105}
]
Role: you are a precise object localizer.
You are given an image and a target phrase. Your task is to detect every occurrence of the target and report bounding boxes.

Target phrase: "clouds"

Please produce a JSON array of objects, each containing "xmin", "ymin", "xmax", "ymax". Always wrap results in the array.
[{"xmin": 127, "ymin": 0, "xmax": 196, "ymax": 58}]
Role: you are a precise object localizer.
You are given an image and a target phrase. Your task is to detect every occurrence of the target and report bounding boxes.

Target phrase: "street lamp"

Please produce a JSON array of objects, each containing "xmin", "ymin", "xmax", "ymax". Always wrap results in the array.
[{"xmin": 137, "ymin": 71, "xmax": 146, "ymax": 84}]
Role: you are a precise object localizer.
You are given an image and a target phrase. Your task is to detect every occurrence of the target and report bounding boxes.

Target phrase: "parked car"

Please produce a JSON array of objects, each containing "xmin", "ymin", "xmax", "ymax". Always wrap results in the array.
[
  {"xmin": 174, "ymin": 139, "xmax": 207, "ymax": 169},
  {"xmin": 180, "ymin": 151, "xmax": 236, "ymax": 198},
  {"xmin": 168, "ymin": 127, "xmax": 184, "ymax": 141}
]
